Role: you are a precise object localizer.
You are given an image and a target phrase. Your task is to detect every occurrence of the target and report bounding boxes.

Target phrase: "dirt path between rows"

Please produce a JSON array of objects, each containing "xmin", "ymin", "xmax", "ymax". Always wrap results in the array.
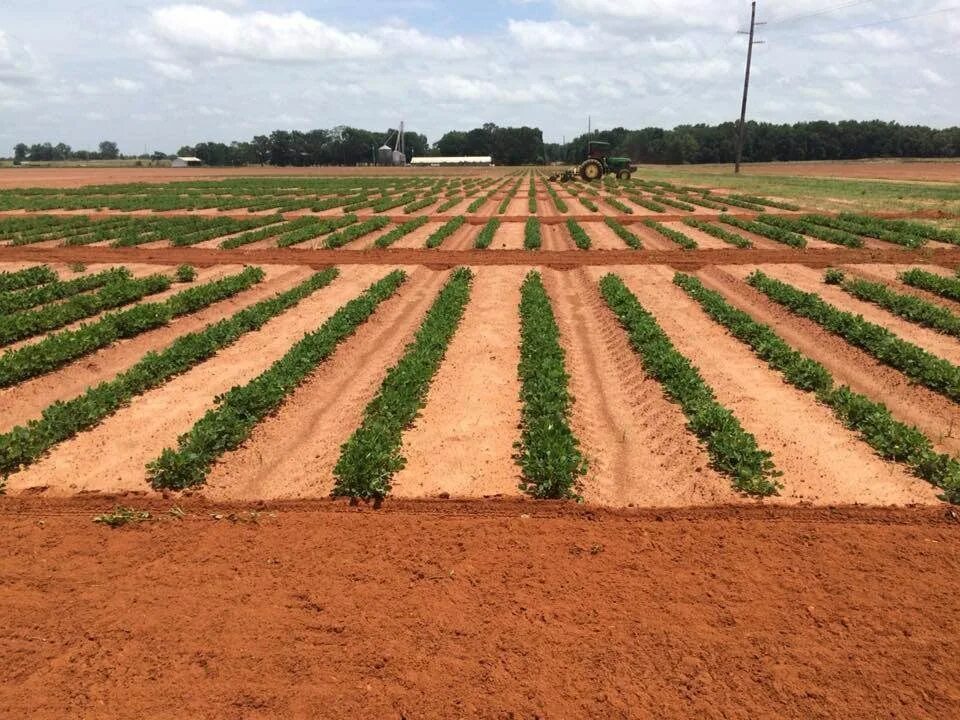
[
  {"xmin": 0, "ymin": 265, "xmax": 312, "ymax": 434},
  {"xmin": 615, "ymin": 266, "xmax": 939, "ymax": 505},
  {"xmin": 544, "ymin": 268, "xmax": 738, "ymax": 506},
  {"xmin": 392, "ymin": 268, "xmax": 524, "ymax": 499},
  {"xmin": 0, "ymin": 498, "xmax": 957, "ymax": 719},
  {"xmin": 4, "ymin": 267, "xmax": 384, "ymax": 495},
  {"xmin": 203, "ymin": 268, "xmax": 447, "ymax": 500}
]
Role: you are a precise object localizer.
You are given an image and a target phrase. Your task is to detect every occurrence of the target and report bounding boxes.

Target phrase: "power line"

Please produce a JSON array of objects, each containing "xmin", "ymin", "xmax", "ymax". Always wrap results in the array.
[
  {"xmin": 766, "ymin": 0, "xmax": 878, "ymax": 27},
  {"xmin": 804, "ymin": 4, "xmax": 960, "ymax": 33}
]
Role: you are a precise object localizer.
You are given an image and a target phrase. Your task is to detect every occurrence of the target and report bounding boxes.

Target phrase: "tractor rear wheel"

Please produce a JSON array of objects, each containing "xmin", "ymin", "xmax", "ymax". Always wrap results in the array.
[
  {"xmin": 579, "ymin": 159, "xmax": 603, "ymax": 182},
  {"xmin": 617, "ymin": 169, "xmax": 632, "ymax": 181}
]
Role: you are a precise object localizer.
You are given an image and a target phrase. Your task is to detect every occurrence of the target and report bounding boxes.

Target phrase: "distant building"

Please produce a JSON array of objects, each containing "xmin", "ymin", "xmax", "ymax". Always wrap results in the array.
[
  {"xmin": 410, "ymin": 156, "xmax": 494, "ymax": 167},
  {"xmin": 171, "ymin": 156, "xmax": 203, "ymax": 168}
]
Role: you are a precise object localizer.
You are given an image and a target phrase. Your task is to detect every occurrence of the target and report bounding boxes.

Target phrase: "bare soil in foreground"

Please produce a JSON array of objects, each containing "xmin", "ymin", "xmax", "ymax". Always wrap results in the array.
[{"xmin": 0, "ymin": 498, "xmax": 957, "ymax": 719}]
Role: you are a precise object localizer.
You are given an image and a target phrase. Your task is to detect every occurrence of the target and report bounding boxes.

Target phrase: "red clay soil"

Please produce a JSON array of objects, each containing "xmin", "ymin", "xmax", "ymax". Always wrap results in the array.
[
  {"xmin": 5, "ymin": 243, "xmax": 960, "ymax": 269},
  {"xmin": 0, "ymin": 498, "xmax": 958, "ymax": 719}
]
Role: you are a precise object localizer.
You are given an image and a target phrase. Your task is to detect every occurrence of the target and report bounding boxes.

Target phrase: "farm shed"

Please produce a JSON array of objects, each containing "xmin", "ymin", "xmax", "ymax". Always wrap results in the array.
[
  {"xmin": 171, "ymin": 156, "xmax": 202, "ymax": 168},
  {"xmin": 411, "ymin": 156, "xmax": 493, "ymax": 166}
]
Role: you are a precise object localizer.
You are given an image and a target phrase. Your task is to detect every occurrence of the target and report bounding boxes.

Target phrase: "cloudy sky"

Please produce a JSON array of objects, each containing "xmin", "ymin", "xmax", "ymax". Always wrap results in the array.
[{"xmin": 0, "ymin": 0, "xmax": 957, "ymax": 154}]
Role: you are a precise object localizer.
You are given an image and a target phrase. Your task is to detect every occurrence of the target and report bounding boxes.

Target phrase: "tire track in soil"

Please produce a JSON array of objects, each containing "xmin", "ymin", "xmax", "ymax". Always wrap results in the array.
[
  {"xmin": 392, "ymin": 267, "xmax": 525, "ymax": 499},
  {"xmin": 544, "ymin": 268, "xmax": 739, "ymax": 507},
  {"xmin": 617, "ymin": 265, "xmax": 940, "ymax": 506},
  {"xmin": 581, "ymin": 222, "xmax": 631, "ymax": 250},
  {"xmin": 758, "ymin": 263, "xmax": 960, "ymax": 366},
  {"xmin": 541, "ymin": 224, "xmax": 570, "ymax": 251},
  {"xmin": 709, "ymin": 265, "xmax": 960, "ymax": 456},
  {"xmin": 439, "ymin": 225, "xmax": 478, "ymax": 251},
  {"xmin": 0, "ymin": 265, "xmax": 313, "ymax": 433},
  {"xmin": 202, "ymin": 267, "xmax": 448, "ymax": 500},
  {"xmin": 3, "ymin": 266, "xmax": 379, "ymax": 496}
]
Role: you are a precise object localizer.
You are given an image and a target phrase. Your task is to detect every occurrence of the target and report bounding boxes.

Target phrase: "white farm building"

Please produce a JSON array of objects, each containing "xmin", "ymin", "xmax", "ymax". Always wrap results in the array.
[
  {"xmin": 410, "ymin": 156, "xmax": 493, "ymax": 167},
  {"xmin": 171, "ymin": 156, "xmax": 202, "ymax": 168}
]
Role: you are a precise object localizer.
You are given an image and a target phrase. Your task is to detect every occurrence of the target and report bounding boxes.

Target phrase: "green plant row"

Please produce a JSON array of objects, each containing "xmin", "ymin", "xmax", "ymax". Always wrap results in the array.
[
  {"xmin": 437, "ymin": 196, "xmax": 462, "ymax": 213},
  {"xmin": 325, "ymin": 216, "xmax": 391, "ymax": 248},
  {"xmin": 728, "ymin": 194, "xmax": 801, "ymax": 211},
  {"xmin": 604, "ymin": 196, "xmax": 634, "ymax": 214},
  {"xmin": 0, "ymin": 266, "xmax": 265, "ymax": 388},
  {"xmin": 677, "ymin": 194, "xmax": 728, "ymax": 211},
  {"xmin": 545, "ymin": 181, "xmax": 569, "ymax": 213},
  {"xmin": 219, "ymin": 216, "xmax": 292, "ymax": 248},
  {"xmin": 0, "ymin": 269, "xmax": 340, "ymax": 477},
  {"xmin": 0, "ymin": 265, "xmax": 58, "ymax": 292},
  {"xmin": 759, "ymin": 214, "xmax": 863, "ymax": 248},
  {"xmin": 276, "ymin": 215, "xmax": 358, "ymax": 247},
  {"xmin": 404, "ymin": 195, "xmax": 439, "ymax": 213},
  {"xmin": 566, "ymin": 219, "xmax": 591, "ymax": 250},
  {"xmin": 899, "ymin": 268, "xmax": 960, "ymax": 302},
  {"xmin": 604, "ymin": 218, "xmax": 642, "ymax": 248},
  {"xmin": 528, "ymin": 178, "xmax": 538, "ymax": 214},
  {"xmin": 0, "ymin": 273, "xmax": 173, "ymax": 346},
  {"xmin": 498, "ymin": 179, "xmax": 522, "ymax": 214},
  {"xmin": 682, "ymin": 218, "xmax": 751, "ymax": 248},
  {"xmin": 332, "ymin": 268, "xmax": 473, "ymax": 500},
  {"xmin": 851, "ymin": 214, "xmax": 960, "ymax": 245},
  {"xmin": 0, "ymin": 267, "xmax": 131, "ymax": 314},
  {"xmin": 147, "ymin": 270, "xmax": 406, "ymax": 490},
  {"xmin": 515, "ymin": 271, "xmax": 586, "ymax": 499},
  {"xmin": 720, "ymin": 216, "xmax": 806, "ymax": 248},
  {"xmin": 374, "ymin": 216, "xmax": 429, "ymax": 248},
  {"xmin": 425, "ymin": 216, "xmax": 466, "ymax": 248},
  {"xmin": 474, "ymin": 218, "xmax": 500, "ymax": 249},
  {"xmin": 651, "ymin": 195, "xmax": 695, "ymax": 212},
  {"xmin": 579, "ymin": 196, "xmax": 600, "ymax": 212},
  {"xmin": 711, "ymin": 195, "xmax": 766, "ymax": 211},
  {"xmin": 600, "ymin": 273, "xmax": 780, "ymax": 495},
  {"xmin": 804, "ymin": 213, "xmax": 925, "ymax": 248},
  {"xmin": 642, "ymin": 220, "xmax": 697, "ymax": 250},
  {"xmin": 674, "ymin": 272, "xmax": 960, "ymax": 503},
  {"xmin": 747, "ymin": 270, "xmax": 960, "ymax": 402},
  {"xmin": 836, "ymin": 274, "xmax": 960, "ymax": 337},
  {"xmin": 624, "ymin": 193, "xmax": 665, "ymax": 213},
  {"xmin": 524, "ymin": 217, "xmax": 541, "ymax": 249}
]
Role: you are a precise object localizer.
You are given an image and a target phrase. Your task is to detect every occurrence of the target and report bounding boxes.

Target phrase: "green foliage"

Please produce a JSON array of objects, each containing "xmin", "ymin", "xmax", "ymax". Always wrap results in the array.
[
  {"xmin": 566, "ymin": 219, "xmax": 591, "ymax": 250},
  {"xmin": 0, "ymin": 267, "xmax": 131, "ymax": 314},
  {"xmin": 601, "ymin": 273, "xmax": 780, "ymax": 495},
  {"xmin": 0, "ymin": 270, "xmax": 338, "ymax": 476},
  {"xmin": 720, "ymin": 216, "xmax": 806, "ymax": 248},
  {"xmin": 332, "ymin": 268, "xmax": 473, "ymax": 501},
  {"xmin": 528, "ymin": 178, "xmax": 537, "ymax": 214},
  {"xmin": 474, "ymin": 218, "xmax": 500, "ymax": 249},
  {"xmin": 93, "ymin": 506, "xmax": 151, "ymax": 527},
  {"xmin": 147, "ymin": 270, "xmax": 406, "ymax": 490},
  {"xmin": 515, "ymin": 271, "xmax": 586, "ymax": 499},
  {"xmin": 604, "ymin": 217, "xmax": 642, "ymax": 249},
  {"xmin": 900, "ymin": 268, "xmax": 960, "ymax": 302},
  {"xmin": 437, "ymin": 197, "xmax": 462, "ymax": 213},
  {"xmin": 276, "ymin": 215, "xmax": 358, "ymax": 247},
  {"xmin": 625, "ymin": 195, "xmax": 665, "ymax": 213},
  {"xmin": 824, "ymin": 268, "xmax": 846, "ymax": 285},
  {"xmin": 579, "ymin": 196, "xmax": 599, "ymax": 212},
  {"xmin": 682, "ymin": 218, "xmax": 751, "ymax": 248},
  {"xmin": 0, "ymin": 267, "xmax": 265, "ymax": 388},
  {"xmin": 652, "ymin": 195, "xmax": 695, "ymax": 212},
  {"xmin": 839, "ymin": 275, "xmax": 960, "ymax": 337},
  {"xmin": 748, "ymin": 270, "xmax": 960, "ymax": 402},
  {"xmin": 219, "ymin": 216, "xmax": 290, "ymax": 248},
  {"xmin": 675, "ymin": 272, "xmax": 960, "ymax": 503},
  {"xmin": 425, "ymin": 216, "xmax": 466, "ymax": 248},
  {"xmin": 68, "ymin": 263, "xmax": 87, "ymax": 273},
  {"xmin": 175, "ymin": 264, "xmax": 197, "ymax": 283},
  {"xmin": 498, "ymin": 179, "xmax": 522, "ymax": 214},
  {"xmin": 728, "ymin": 194, "xmax": 800, "ymax": 211},
  {"xmin": 643, "ymin": 220, "xmax": 697, "ymax": 250},
  {"xmin": 0, "ymin": 265, "xmax": 58, "ymax": 291},
  {"xmin": 374, "ymin": 216, "xmax": 429, "ymax": 248},
  {"xmin": 325, "ymin": 216, "xmax": 390, "ymax": 248},
  {"xmin": 524, "ymin": 217, "xmax": 541, "ymax": 250},
  {"xmin": 604, "ymin": 196, "xmax": 633, "ymax": 214},
  {"xmin": 759, "ymin": 214, "xmax": 863, "ymax": 247},
  {"xmin": 404, "ymin": 195, "xmax": 439, "ymax": 213},
  {"xmin": 545, "ymin": 181, "xmax": 568, "ymax": 213},
  {"xmin": 804, "ymin": 213, "xmax": 926, "ymax": 248}
]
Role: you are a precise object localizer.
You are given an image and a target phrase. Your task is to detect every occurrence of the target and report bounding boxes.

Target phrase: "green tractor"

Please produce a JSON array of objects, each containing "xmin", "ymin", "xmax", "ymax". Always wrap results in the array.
[{"xmin": 578, "ymin": 141, "xmax": 636, "ymax": 181}]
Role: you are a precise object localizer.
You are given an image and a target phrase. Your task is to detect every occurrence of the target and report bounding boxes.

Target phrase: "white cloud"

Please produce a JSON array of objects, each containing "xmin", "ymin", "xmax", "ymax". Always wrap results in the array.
[
  {"xmin": 921, "ymin": 68, "xmax": 950, "ymax": 87},
  {"xmin": 842, "ymin": 80, "xmax": 870, "ymax": 99},
  {"xmin": 150, "ymin": 61, "xmax": 194, "ymax": 81},
  {"xmin": 112, "ymin": 77, "xmax": 143, "ymax": 92},
  {"xmin": 0, "ymin": 30, "xmax": 41, "ymax": 84}
]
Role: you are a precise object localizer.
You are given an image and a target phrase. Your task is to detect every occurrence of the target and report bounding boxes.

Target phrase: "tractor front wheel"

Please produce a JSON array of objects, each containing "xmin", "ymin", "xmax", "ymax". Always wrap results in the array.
[
  {"xmin": 617, "ymin": 169, "xmax": 632, "ymax": 181},
  {"xmin": 579, "ymin": 159, "xmax": 603, "ymax": 182}
]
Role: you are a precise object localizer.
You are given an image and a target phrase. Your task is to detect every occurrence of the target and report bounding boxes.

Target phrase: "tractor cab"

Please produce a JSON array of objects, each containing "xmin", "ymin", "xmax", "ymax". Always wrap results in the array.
[
  {"xmin": 578, "ymin": 141, "xmax": 637, "ymax": 181},
  {"xmin": 587, "ymin": 141, "xmax": 611, "ymax": 159}
]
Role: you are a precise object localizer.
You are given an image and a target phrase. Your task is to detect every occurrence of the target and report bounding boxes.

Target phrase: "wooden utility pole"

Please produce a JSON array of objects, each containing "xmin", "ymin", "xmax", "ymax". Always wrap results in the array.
[{"xmin": 735, "ymin": 2, "xmax": 764, "ymax": 174}]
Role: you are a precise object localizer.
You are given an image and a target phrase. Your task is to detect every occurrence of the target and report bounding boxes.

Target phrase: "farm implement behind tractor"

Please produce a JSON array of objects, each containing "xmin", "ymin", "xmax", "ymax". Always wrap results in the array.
[{"xmin": 549, "ymin": 141, "xmax": 637, "ymax": 182}]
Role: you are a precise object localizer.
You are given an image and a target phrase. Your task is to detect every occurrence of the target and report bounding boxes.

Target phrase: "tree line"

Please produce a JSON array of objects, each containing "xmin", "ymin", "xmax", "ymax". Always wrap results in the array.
[
  {"xmin": 10, "ymin": 119, "xmax": 960, "ymax": 166},
  {"xmin": 546, "ymin": 120, "xmax": 960, "ymax": 165}
]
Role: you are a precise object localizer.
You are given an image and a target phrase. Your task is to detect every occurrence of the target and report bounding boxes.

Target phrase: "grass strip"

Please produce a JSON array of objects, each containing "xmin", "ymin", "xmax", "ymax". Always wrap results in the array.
[
  {"xmin": 720, "ymin": 216, "xmax": 806, "ymax": 248},
  {"xmin": 604, "ymin": 218, "xmax": 642, "ymax": 249},
  {"xmin": 0, "ymin": 273, "xmax": 173, "ymax": 346},
  {"xmin": 0, "ymin": 267, "xmax": 132, "ymax": 314},
  {"xmin": 524, "ymin": 217, "xmax": 541, "ymax": 250},
  {"xmin": 675, "ymin": 272, "xmax": 960, "ymax": 503},
  {"xmin": 474, "ymin": 218, "xmax": 500, "ymax": 249},
  {"xmin": 683, "ymin": 218, "xmax": 751, "ymax": 248},
  {"xmin": 325, "ymin": 216, "xmax": 391, "ymax": 248},
  {"xmin": 425, "ymin": 216, "xmax": 466, "ymax": 248},
  {"xmin": 834, "ymin": 273, "xmax": 960, "ymax": 337},
  {"xmin": 147, "ymin": 270, "xmax": 406, "ymax": 490},
  {"xmin": 0, "ymin": 269, "xmax": 339, "ymax": 477},
  {"xmin": 643, "ymin": 220, "xmax": 697, "ymax": 250},
  {"xmin": 900, "ymin": 269, "xmax": 960, "ymax": 302},
  {"xmin": 747, "ymin": 270, "xmax": 960, "ymax": 403},
  {"xmin": 332, "ymin": 268, "xmax": 473, "ymax": 501},
  {"xmin": 374, "ymin": 216, "xmax": 429, "ymax": 248},
  {"xmin": 515, "ymin": 271, "xmax": 586, "ymax": 499},
  {"xmin": 566, "ymin": 219, "xmax": 591, "ymax": 250},
  {"xmin": 600, "ymin": 273, "xmax": 780, "ymax": 495},
  {"xmin": 0, "ymin": 267, "xmax": 265, "ymax": 388},
  {"xmin": 0, "ymin": 265, "xmax": 58, "ymax": 292}
]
